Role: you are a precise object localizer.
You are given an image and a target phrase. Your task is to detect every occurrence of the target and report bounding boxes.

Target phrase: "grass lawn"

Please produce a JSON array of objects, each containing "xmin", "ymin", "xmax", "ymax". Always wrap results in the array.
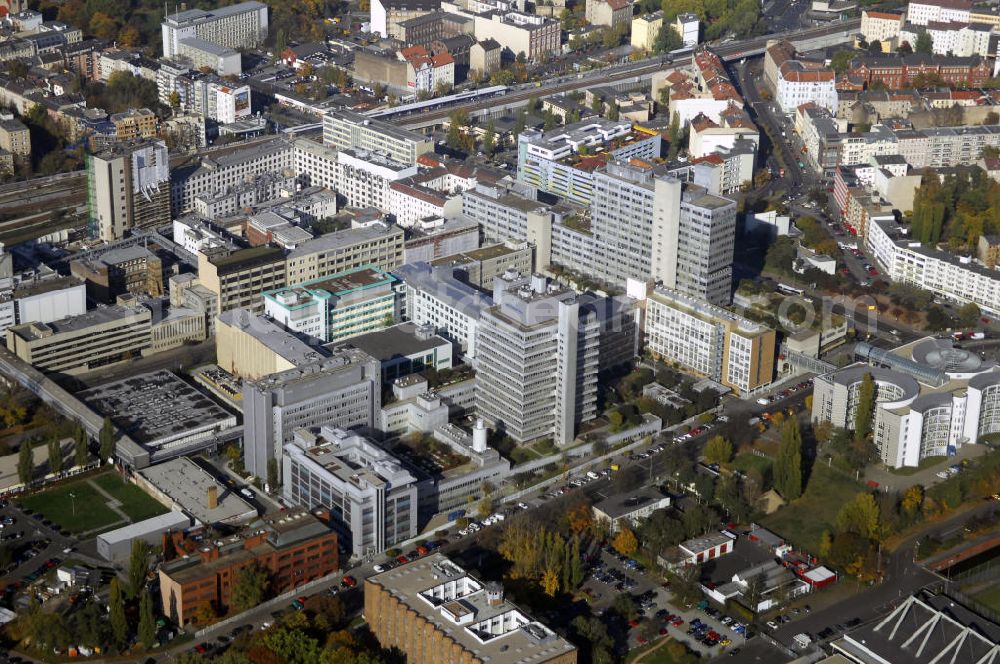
[
  {"xmin": 20, "ymin": 469, "xmax": 168, "ymax": 534},
  {"xmin": 887, "ymin": 455, "xmax": 947, "ymax": 476},
  {"xmin": 624, "ymin": 638, "xmax": 686, "ymax": 664},
  {"xmin": 92, "ymin": 472, "xmax": 168, "ymax": 521},
  {"xmin": 973, "ymin": 584, "xmax": 1000, "ymax": 613},
  {"xmin": 733, "ymin": 453, "xmax": 773, "ymax": 477},
  {"xmin": 761, "ymin": 463, "xmax": 865, "ymax": 553},
  {"xmin": 20, "ymin": 479, "xmax": 122, "ymax": 534}
]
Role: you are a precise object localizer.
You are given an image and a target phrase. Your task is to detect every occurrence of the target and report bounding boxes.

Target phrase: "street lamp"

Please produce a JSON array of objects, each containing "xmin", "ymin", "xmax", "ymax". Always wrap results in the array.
[{"xmin": 68, "ymin": 492, "xmax": 76, "ymax": 517}]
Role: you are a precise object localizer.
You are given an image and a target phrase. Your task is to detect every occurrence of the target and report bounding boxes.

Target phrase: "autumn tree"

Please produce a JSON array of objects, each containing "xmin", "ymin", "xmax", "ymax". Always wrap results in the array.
[
  {"xmin": 836, "ymin": 492, "xmax": 881, "ymax": 541},
  {"xmin": 703, "ymin": 435, "xmax": 733, "ymax": 465},
  {"xmin": 901, "ymin": 484, "xmax": 924, "ymax": 517},
  {"xmin": 541, "ymin": 567, "xmax": 560, "ymax": 595},
  {"xmin": 232, "ymin": 564, "xmax": 270, "ymax": 612},
  {"xmin": 612, "ymin": 527, "xmax": 638, "ymax": 556},
  {"xmin": 565, "ymin": 499, "xmax": 593, "ymax": 534},
  {"xmin": 89, "ymin": 12, "xmax": 119, "ymax": 41}
]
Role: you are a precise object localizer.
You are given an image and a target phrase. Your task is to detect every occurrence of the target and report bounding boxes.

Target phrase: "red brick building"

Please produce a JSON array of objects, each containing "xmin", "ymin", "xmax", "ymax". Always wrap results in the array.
[
  {"xmin": 158, "ymin": 509, "xmax": 338, "ymax": 624},
  {"xmin": 847, "ymin": 53, "xmax": 992, "ymax": 89}
]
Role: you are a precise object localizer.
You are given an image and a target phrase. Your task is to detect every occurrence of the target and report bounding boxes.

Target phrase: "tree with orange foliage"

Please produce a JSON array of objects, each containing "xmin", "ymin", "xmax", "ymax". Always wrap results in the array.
[
  {"xmin": 118, "ymin": 24, "xmax": 141, "ymax": 48},
  {"xmin": 565, "ymin": 499, "xmax": 593, "ymax": 535},
  {"xmin": 612, "ymin": 527, "xmax": 638, "ymax": 557},
  {"xmin": 89, "ymin": 12, "xmax": 119, "ymax": 41}
]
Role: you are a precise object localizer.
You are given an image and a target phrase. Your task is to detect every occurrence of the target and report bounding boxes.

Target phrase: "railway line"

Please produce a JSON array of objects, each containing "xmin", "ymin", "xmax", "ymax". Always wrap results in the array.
[{"xmin": 396, "ymin": 18, "xmax": 860, "ymax": 128}]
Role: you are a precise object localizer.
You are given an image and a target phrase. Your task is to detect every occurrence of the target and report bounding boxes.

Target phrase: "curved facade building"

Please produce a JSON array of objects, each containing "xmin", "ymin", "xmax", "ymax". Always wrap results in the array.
[{"xmin": 812, "ymin": 336, "xmax": 1000, "ymax": 468}]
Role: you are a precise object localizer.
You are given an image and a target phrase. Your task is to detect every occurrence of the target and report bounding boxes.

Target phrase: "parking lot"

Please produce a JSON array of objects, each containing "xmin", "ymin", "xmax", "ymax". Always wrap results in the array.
[
  {"xmin": 580, "ymin": 545, "xmax": 747, "ymax": 658},
  {"xmin": 0, "ymin": 502, "xmax": 78, "ymax": 586}
]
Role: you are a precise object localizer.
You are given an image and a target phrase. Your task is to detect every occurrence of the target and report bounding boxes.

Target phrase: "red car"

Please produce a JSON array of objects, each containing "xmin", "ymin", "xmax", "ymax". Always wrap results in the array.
[
  {"xmin": 195, "ymin": 643, "xmax": 208, "ymax": 654},
  {"xmin": 659, "ymin": 627, "xmax": 668, "ymax": 635},
  {"xmin": 341, "ymin": 575, "xmax": 357, "ymax": 588},
  {"xmin": 416, "ymin": 545, "xmax": 429, "ymax": 555},
  {"xmin": 637, "ymin": 636, "xmax": 648, "ymax": 645},
  {"xmin": 672, "ymin": 618, "xmax": 684, "ymax": 626},
  {"xmin": 396, "ymin": 555, "xmax": 409, "ymax": 564},
  {"xmin": 708, "ymin": 631, "xmax": 720, "ymax": 640},
  {"xmin": 628, "ymin": 619, "xmax": 640, "ymax": 628}
]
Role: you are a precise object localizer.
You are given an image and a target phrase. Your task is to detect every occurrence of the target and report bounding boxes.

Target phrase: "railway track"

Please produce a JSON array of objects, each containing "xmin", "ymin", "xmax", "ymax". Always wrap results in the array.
[{"xmin": 397, "ymin": 19, "xmax": 861, "ymax": 128}]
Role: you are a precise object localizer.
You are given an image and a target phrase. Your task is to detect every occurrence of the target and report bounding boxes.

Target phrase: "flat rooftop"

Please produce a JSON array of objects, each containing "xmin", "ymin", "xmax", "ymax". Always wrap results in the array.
[
  {"xmin": 593, "ymin": 488, "xmax": 669, "ymax": 519},
  {"xmin": 137, "ymin": 457, "xmax": 256, "ymax": 525},
  {"xmin": 217, "ymin": 308, "xmax": 327, "ymax": 367},
  {"xmin": 337, "ymin": 322, "xmax": 449, "ymax": 361},
  {"xmin": 12, "ymin": 275, "xmax": 83, "ymax": 300},
  {"xmin": 207, "ymin": 245, "xmax": 285, "ymax": 272},
  {"xmin": 10, "ymin": 303, "xmax": 148, "ymax": 341},
  {"xmin": 286, "ymin": 222, "xmax": 402, "ymax": 259},
  {"xmin": 78, "ymin": 370, "xmax": 237, "ymax": 446},
  {"xmin": 265, "ymin": 266, "xmax": 396, "ymax": 308},
  {"xmin": 367, "ymin": 553, "xmax": 576, "ymax": 664}
]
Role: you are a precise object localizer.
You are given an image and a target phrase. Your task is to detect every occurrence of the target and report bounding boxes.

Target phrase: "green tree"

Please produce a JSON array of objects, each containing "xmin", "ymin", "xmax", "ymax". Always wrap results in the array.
[
  {"xmin": 482, "ymin": 120, "xmax": 496, "ymax": 156},
  {"xmin": 835, "ymin": 492, "xmax": 881, "ymax": 540},
  {"xmin": 232, "ymin": 564, "xmax": 270, "ymax": 612},
  {"xmin": 590, "ymin": 95, "xmax": 605, "ymax": 116},
  {"xmin": 74, "ymin": 425, "xmax": 88, "ymax": 467},
  {"xmin": 654, "ymin": 23, "xmax": 683, "ymax": 53},
  {"xmin": 267, "ymin": 458, "xmax": 279, "ymax": 491},
  {"xmin": 109, "ymin": 578, "xmax": 127, "ymax": 650},
  {"xmin": 99, "ymin": 416, "xmax": 115, "ymax": 463},
  {"xmin": 703, "ymin": 435, "xmax": 733, "ymax": 465},
  {"xmin": 168, "ymin": 90, "xmax": 180, "ymax": 111},
  {"xmin": 607, "ymin": 101, "xmax": 620, "ymax": 121},
  {"xmin": 47, "ymin": 438, "xmax": 62, "ymax": 475},
  {"xmin": 926, "ymin": 305, "xmax": 954, "ymax": 331},
  {"xmin": 446, "ymin": 110, "xmax": 471, "ymax": 151},
  {"xmin": 854, "ymin": 372, "xmax": 875, "ymax": 444},
  {"xmin": 958, "ymin": 302, "xmax": 981, "ymax": 328},
  {"xmin": 138, "ymin": 592, "xmax": 156, "ymax": 650},
  {"xmin": 128, "ymin": 540, "xmax": 149, "ymax": 599},
  {"xmin": 775, "ymin": 419, "xmax": 803, "ymax": 500},
  {"xmin": 915, "ymin": 32, "xmax": 933, "ymax": 54},
  {"xmin": 667, "ymin": 111, "xmax": 681, "ymax": 160},
  {"xmin": 513, "ymin": 108, "xmax": 527, "ymax": 139},
  {"xmin": 830, "ymin": 49, "xmax": 855, "ymax": 74},
  {"xmin": 543, "ymin": 110, "xmax": 557, "ymax": 131},
  {"xmin": 17, "ymin": 439, "xmax": 33, "ymax": 486}
]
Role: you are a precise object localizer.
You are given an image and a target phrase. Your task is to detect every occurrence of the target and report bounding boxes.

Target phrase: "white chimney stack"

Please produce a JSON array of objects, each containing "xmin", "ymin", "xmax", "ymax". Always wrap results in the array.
[{"xmin": 472, "ymin": 419, "xmax": 488, "ymax": 453}]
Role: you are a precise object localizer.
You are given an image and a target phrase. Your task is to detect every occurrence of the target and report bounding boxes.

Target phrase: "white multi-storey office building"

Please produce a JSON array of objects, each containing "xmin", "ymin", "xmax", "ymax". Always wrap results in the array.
[
  {"xmin": 812, "ymin": 337, "xmax": 1000, "ymax": 468},
  {"xmin": 162, "ymin": 1, "xmax": 268, "ymax": 58},
  {"xmin": 283, "ymin": 426, "xmax": 417, "ymax": 557}
]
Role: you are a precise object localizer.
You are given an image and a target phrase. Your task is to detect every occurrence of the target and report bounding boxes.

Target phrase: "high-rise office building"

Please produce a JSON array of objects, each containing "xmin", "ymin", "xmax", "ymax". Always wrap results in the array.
[
  {"xmin": 283, "ymin": 425, "xmax": 418, "ymax": 558},
  {"xmin": 242, "ymin": 350, "xmax": 382, "ymax": 480},
  {"xmin": 161, "ymin": 1, "xmax": 268, "ymax": 58},
  {"xmin": 87, "ymin": 139, "xmax": 170, "ymax": 242},
  {"xmin": 650, "ymin": 175, "xmax": 737, "ymax": 305},
  {"xmin": 644, "ymin": 286, "xmax": 776, "ymax": 395},
  {"xmin": 475, "ymin": 273, "xmax": 636, "ymax": 445}
]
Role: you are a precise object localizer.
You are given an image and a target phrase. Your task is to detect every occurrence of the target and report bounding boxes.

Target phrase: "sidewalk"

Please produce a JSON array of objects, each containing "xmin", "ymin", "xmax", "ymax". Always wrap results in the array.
[{"xmin": 863, "ymin": 444, "xmax": 989, "ymax": 493}]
